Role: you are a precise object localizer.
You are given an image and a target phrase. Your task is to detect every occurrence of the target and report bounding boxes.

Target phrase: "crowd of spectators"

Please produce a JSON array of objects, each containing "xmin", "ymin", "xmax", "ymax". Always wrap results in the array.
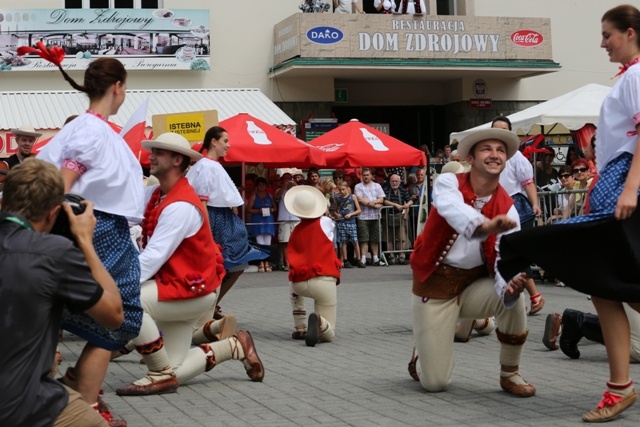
[{"xmin": 243, "ymin": 164, "xmax": 427, "ymax": 269}]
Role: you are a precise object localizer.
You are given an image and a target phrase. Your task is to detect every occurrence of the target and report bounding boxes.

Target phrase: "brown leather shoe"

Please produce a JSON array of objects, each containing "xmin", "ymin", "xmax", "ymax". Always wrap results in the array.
[
  {"xmin": 408, "ymin": 348, "xmax": 419, "ymax": 381},
  {"xmin": 291, "ymin": 330, "xmax": 306, "ymax": 340},
  {"xmin": 582, "ymin": 389, "xmax": 637, "ymax": 422},
  {"xmin": 115, "ymin": 375, "xmax": 179, "ymax": 396},
  {"xmin": 216, "ymin": 314, "xmax": 238, "ymax": 341},
  {"xmin": 500, "ymin": 373, "xmax": 536, "ymax": 397},
  {"xmin": 236, "ymin": 330, "xmax": 265, "ymax": 382},
  {"xmin": 99, "ymin": 409, "xmax": 128, "ymax": 427},
  {"xmin": 529, "ymin": 297, "xmax": 545, "ymax": 316},
  {"xmin": 96, "ymin": 397, "xmax": 128, "ymax": 427},
  {"xmin": 542, "ymin": 313, "xmax": 562, "ymax": 351}
]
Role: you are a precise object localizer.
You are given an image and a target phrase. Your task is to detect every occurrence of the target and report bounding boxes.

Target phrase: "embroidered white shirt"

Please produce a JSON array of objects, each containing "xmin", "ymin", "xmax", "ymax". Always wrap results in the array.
[
  {"xmin": 433, "ymin": 173, "xmax": 521, "ymax": 306},
  {"xmin": 186, "ymin": 157, "xmax": 244, "ymax": 207},
  {"xmin": 38, "ymin": 113, "xmax": 145, "ymax": 224}
]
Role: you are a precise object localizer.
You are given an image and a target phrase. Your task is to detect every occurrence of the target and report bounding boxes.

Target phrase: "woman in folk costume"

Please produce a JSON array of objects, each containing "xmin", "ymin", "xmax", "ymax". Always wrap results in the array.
[
  {"xmin": 247, "ymin": 177, "xmax": 277, "ymax": 272},
  {"xmin": 498, "ymin": 5, "xmax": 640, "ymax": 422},
  {"xmin": 186, "ymin": 126, "xmax": 267, "ymax": 337},
  {"xmin": 29, "ymin": 43, "xmax": 144, "ymax": 426},
  {"xmin": 285, "ymin": 185, "xmax": 342, "ymax": 346},
  {"xmin": 393, "ymin": 0, "xmax": 426, "ymax": 15}
]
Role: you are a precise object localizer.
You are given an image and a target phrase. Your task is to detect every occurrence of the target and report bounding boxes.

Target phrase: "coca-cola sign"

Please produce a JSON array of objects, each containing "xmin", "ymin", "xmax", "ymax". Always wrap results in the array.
[{"xmin": 510, "ymin": 30, "xmax": 543, "ymax": 47}]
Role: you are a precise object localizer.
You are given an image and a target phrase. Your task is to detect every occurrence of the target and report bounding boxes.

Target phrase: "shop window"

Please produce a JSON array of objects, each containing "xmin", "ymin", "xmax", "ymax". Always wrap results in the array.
[
  {"xmin": 90, "ymin": 0, "xmax": 109, "ymax": 7},
  {"xmin": 141, "ymin": 0, "xmax": 159, "ymax": 8},
  {"xmin": 65, "ymin": 0, "xmax": 83, "ymax": 8},
  {"xmin": 437, "ymin": 0, "xmax": 457, "ymax": 15},
  {"xmin": 114, "ymin": 0, "xmax": 134, "ymax": 8}
]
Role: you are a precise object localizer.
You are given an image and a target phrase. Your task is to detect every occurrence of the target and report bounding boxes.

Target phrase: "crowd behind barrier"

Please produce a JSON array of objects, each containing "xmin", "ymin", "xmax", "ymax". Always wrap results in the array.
[
  {"xmin": 537, "ymin": 188, "xmax": 590, "ymax": 225},
  {"xmin": 243, "ymin": 174, "xmax": 591, "ymax": 269}
]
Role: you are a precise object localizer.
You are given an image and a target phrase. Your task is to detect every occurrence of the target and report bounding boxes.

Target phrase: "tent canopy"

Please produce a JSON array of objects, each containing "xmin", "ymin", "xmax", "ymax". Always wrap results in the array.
[
  {"xmin": 449, "ymin": 83, "xmax": 611, "ymax": 143},
  {"xmin": 308, "ymin": 119, "xmax": 426, "ymax": 168},
  {"xmin": 218, "ymin": 113, "xmax": 326, "ymax": 168}
]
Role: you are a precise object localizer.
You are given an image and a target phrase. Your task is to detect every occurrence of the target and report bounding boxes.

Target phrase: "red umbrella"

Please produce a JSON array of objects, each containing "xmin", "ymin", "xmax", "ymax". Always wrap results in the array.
[
  {"xmin": 217, "ymin": 113, "xmax": 326, "ymax": 168},
  {"xmin": 307, "ymin": 119, "xmax": 426, "ymax": 168}
]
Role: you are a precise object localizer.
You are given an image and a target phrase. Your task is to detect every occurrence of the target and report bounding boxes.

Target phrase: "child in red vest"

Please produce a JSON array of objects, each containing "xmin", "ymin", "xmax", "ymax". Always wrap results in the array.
[{"xmin": 285, "ymin": 186, "xmax": 342, "ymax": 347}]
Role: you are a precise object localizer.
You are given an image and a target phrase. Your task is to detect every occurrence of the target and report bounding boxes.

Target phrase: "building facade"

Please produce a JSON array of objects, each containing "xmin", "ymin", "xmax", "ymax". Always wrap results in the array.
[{"xmin": 0, "ymin": 0, "xmax": 625, "ymax": 156}]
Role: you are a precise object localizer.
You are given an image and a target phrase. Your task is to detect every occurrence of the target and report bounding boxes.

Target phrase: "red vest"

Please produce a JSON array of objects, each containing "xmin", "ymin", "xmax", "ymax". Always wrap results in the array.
[
  {"xmin": 410, "ymin": 173, "xmax": 514, "ymax": 283},
  {"xmin": 142, "ymin": 177, "xmax": 225, "ymax": 301},
  {"xmin": 287, "ymin": 218, "xmax": 341, "ymax": 284}
]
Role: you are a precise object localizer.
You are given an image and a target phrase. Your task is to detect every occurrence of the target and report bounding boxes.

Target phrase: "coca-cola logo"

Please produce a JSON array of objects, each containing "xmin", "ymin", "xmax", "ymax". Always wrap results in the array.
[
  {"xmin": 510, "ymin": 30, "xmax": 543, "ymax": 47},
  {"xmin": 317, "ymin": 143, "xmax": 344, "ymax": 152}
]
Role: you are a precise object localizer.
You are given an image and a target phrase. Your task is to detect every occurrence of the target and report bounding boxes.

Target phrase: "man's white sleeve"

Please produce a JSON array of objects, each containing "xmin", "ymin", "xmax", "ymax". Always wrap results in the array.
[
  {"xmin": 139, "ymin": 202, "xmax": 202, "ymax": 282},
  {"xmin": 320, "ymin": 216, "xmax": 335, "ymax": 241}
]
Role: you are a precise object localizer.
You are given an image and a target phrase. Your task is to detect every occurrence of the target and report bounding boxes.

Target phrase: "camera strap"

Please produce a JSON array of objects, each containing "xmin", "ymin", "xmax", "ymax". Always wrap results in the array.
[{"xmin": 0, "ymin": 213, "xmax": 34, "ymax": 231}]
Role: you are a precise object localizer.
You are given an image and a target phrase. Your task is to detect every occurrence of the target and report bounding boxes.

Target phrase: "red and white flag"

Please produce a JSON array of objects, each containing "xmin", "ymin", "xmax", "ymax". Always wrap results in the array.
[{"xmin": 120, "ymin": 98, "xmax": 149, "ymax": 161}]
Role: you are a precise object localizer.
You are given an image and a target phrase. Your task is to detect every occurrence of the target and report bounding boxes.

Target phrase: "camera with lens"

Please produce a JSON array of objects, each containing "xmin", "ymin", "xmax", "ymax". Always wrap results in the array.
[{"xmin": 51, "ymin": 193, "xmax": 86, "ymax": 244}]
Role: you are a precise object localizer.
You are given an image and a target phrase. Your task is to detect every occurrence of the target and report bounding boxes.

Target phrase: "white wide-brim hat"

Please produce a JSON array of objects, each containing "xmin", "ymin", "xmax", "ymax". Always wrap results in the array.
[
  {"xmin": 441, "ymin": 160, "xmax": 471, "ymax": 174},
  {"xmin": 142, "ymin": 132, "xmax": 202, "ymax": 161},
  {"xmin": 10, "ymin": 124, "xmax": 42, "ymax": 138},
  {"xmin": 144, "ymin": 175, "xmax": 159, "ymax": 188},
  {"xmin": 457, "ymin": 128, "xmax": 519, "ymax": 160},
  {"xmin": 284, "ymin": 185, "xmax": 327, "ymax": 219}
]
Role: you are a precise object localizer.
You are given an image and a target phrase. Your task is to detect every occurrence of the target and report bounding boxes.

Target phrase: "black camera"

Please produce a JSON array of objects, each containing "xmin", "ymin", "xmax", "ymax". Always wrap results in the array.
[{"xmin": 51, "ymin": 193, "xmax": 86, "ymax": 244}]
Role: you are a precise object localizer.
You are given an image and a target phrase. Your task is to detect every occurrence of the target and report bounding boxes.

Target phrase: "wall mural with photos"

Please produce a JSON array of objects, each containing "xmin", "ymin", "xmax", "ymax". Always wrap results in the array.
[{"xmin": 0, "ymin": 8, "xmax": 210, "ymax": 71}]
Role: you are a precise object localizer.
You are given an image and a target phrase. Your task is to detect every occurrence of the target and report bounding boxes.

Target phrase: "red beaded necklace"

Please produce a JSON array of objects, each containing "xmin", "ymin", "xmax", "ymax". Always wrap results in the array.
[
  {"xmin": 86, "ymin": 109, "xmax": 109, "ymax": 122},
  {"xmin": 614, "ymin": 56, "xmax": 640, "ymax": 78}
]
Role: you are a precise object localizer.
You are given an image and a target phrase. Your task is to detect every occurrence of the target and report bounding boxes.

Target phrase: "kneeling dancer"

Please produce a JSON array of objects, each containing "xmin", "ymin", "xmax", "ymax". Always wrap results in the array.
[
  {"xmin": 285, "ymin": 185, "xmax": 341, "ymax": 346},
  {"xmin": 116, "ymin": 133, "xmax": 264, "ymax": 396},
  {"xmin": 408, "ymin": 128, "xmax": 534, "ymax": 397}
]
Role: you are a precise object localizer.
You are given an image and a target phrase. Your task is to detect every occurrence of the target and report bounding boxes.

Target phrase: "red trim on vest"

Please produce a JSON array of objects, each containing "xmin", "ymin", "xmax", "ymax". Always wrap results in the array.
[
  {"xmin": 287, "ymin": 218, "xmax": 341, "ymax": 284},
  {"xmin": 142, "ymin": 177, "xmax": 225, "ymax": 301},
  {"xmin": 410, "ymin": 173, "xmax": 513, "ymax": 284}
]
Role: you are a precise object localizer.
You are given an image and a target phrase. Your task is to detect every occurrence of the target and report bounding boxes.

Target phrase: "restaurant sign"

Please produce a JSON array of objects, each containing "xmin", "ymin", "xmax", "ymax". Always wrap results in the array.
[
  {"xmin": 274, "ymin": 14, "xmax": 552, "ymax": 65},
  {"xmin": 0, "ymin": 8, "xmax": 210, "ymax": 72}
]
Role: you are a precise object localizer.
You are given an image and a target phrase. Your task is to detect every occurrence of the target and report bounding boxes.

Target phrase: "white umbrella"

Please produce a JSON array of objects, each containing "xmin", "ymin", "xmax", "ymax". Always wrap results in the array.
[{"xmin": 450, "ymin": 83, "xmax": 611, "ymax": 143}]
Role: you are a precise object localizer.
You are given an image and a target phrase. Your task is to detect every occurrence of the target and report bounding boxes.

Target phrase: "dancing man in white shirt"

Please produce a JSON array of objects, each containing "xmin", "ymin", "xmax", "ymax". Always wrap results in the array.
[
  {"xmin": 408, "ymin": 128, "xmax": 535, "ymax": 397},
  {"xmin": 115, "ymin": 133, "xmax": 264, "ymax": 396}
]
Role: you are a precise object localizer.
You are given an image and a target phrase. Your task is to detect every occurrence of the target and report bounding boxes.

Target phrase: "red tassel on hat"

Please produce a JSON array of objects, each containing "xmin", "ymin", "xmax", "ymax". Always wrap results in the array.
[{"xmin": 17, "ymin": 41, "xmax": 65, "ymax": 67}]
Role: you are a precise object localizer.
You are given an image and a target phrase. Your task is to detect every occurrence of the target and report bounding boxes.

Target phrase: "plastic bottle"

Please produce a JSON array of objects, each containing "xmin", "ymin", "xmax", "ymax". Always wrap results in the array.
[
  {"xmin": 247, "ymin": 121, "xmax": 272, "ymax": 145},
  {"xmin": 360, "ymin": 128, "xmax": 388, "ymax": 151}
]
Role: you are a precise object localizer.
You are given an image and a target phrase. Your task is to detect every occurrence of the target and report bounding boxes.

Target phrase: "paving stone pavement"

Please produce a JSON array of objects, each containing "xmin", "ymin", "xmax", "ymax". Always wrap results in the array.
[{"xmin": 58, "ymin": 266, "xmax": 640, "ymax": 426}]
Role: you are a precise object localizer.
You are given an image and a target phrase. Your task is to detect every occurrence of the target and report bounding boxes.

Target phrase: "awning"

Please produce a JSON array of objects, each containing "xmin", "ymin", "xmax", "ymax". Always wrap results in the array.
[
  {"xmin": 0, "ymin": 88, "xmax": 295, "ymax": 131},
  {"xmin": 270, "ymin": 58, "xmax": 561, "ymax": 81},
  {"xmin": 449, "ymin": 83, "xmax": 611, "ymax": 143}
]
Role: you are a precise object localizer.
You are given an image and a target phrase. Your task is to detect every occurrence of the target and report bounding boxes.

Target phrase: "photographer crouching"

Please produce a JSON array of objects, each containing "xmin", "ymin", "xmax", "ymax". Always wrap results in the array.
[{"xmin": 0, "ymin": 158, "xmax": 124, "ymax": 427}]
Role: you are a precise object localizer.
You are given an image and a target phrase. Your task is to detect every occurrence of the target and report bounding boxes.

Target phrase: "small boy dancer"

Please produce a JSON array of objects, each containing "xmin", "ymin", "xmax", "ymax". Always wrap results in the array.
[
  {"xmin": 333, "ymin": 181, "xmax": 364, "ymax": 268},
  {"xmin": 285, "ymin": 185, "xmax": 341, "ymax": 347}
]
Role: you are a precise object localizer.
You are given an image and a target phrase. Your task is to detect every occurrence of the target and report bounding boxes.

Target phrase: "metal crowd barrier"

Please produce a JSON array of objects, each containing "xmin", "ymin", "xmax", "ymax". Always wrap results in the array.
[
  {"xmin": 378, "ymin": 205, "xmax": 420, "ymax": 265},
  {"xmin": 536, "ymin": 189, "xmax": 589, "ymax": 226}
]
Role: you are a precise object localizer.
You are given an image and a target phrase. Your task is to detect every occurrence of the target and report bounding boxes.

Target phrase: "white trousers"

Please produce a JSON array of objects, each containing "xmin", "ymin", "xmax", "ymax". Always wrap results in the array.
[
  {"xmin": 291, "ymin": 276, "xmax": 337, "ymax": 342},
  {"xmin": 412, "ymin": 277, "xmax": 527, "ymax": 391},
  {"xmin": 624, "ymin": 303, "xmax": 640, "ymax": 362},
  {"xmin": 135, "ymin": 280, "xmax": 217, "ymax": 370}
]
